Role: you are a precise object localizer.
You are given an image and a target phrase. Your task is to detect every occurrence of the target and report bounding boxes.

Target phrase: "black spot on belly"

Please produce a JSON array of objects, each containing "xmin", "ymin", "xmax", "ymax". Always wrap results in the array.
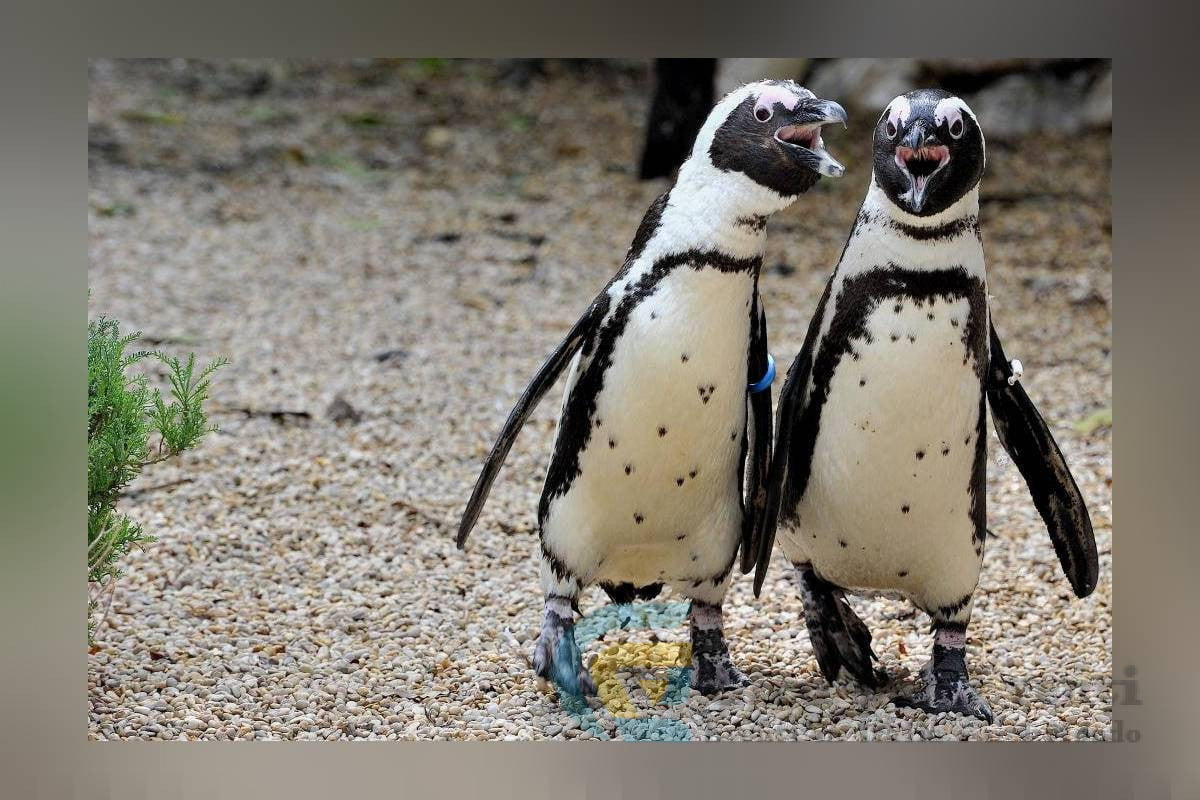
[
  {"xmin": 901, "ymin": 504, "xmax": 911, "ymax": 514},
  {"xmin": 898, "ymin": 570, "xmax": 908, "ymax": 577},
  {"xmin": 941, "ymin": 446, "xmax": 950, "ymax": 456},
  {"xmin": 658, "ymin": 426, "xmax": 668, "ymax": 437},
  {"xmin": 893, "ymin": 303, "xmax": 902, "ymax": 313},
  {"xmin": 908, "ymin": 335, "xmax": 917, "ymax": 343},
  {"xmin": 676, "ymin": 533, "xmax": 687, "ymax": 540},
  {"xmin": 594, "ymin": 418, "xmax": 602, "ymax": 428},
  {"xmin": 690, "ymin": 553, "xmax": 698, "ymax": 561},
  {"xmin": 915, "ymin": 450, "xmax": 925, "ymax": 460},
  {"xmin": 927, "ymin": 312, "xmax": 934, "ymax": 320},
  {"xmin": 964, "ymin": 435, "xmax": 971, "ymax": 445},
  {"xmin": 890, "ymin": 333, "xmax": 899, "ymax": 342},
  {"xmin": 863, "ymin": 331, "xmax": 874, "ymax": 344},
  {"xmin": 675, "ymin": 477, "xmax": 684, "ymax": 486},
  {"xmin": 624, "ymin": 464, "xmax": 633, "ymax": 475},
  {"xmin": 698, "ymin": 385, "xmax": 715, "ymax": 404},
  {"xmin": 689, "ymin": 469, "xmax": 698, "ymax": 479},
  {"xmin": 730, "ymin": 431, "xmax": 738, "ymax": 441},
  {"xmin": 692, "ymin": 579, "xmax": 703, "ymax": 588},
  {"xmin": 680, "ymin": 353, "xmax": 689, "ymax": 363},
  {"xmin": 608, "ymin": 438, "xmax": 616, "ymax": 448},
  {"xmin": 859, "ymin": 378, "xmax": 866, "ymax": 387},
  {"xmin": 634, "ymin": 513, "xmax": 645, "ymax": 524},
  {"xmin": 650, "ymin": 311, "xmax": 657, "ymax": 320},
  {"xmin": 951, "ymin": 318, "xmax": 960, "ymax": 328},
  {"xmin": 838, "ymin": 539, "xmax": 847, "ymax": 548}
]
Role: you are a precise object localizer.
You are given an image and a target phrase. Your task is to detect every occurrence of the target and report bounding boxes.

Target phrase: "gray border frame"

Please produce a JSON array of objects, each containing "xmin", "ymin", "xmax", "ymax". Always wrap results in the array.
[{"xmin": 5, "ymin": 0, "xmax": 1198, "ymax": 796}]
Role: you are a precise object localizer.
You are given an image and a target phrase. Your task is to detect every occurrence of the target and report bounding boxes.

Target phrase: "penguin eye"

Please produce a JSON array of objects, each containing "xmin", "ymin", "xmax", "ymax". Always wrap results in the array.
[
  {"xmin": 754, "ymin": 105, "xmax": 773, "ymax": 123},
  {"xmin": 885, "ymin": 120, "xmax": 897, "ymax": 139},
  {"xmin": 949, "ymin": 117, "xmax": 964, "ymax": 139}
]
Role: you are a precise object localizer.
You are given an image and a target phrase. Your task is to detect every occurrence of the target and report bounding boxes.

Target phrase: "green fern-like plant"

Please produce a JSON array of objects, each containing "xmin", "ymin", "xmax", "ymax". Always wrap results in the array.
[{"xmin": 87, "ymin": 315, "xmax": 227, "ymax": 640}]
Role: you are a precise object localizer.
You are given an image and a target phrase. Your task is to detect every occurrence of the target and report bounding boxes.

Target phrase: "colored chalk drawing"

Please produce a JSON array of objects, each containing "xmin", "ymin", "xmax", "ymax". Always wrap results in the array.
[{"xmin": 554, "ymin": 601, "xmax": 694, "ymax": 741}]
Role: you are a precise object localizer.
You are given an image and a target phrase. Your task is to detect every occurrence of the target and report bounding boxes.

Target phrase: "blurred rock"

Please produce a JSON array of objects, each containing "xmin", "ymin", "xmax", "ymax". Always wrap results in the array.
[
  {"xmin": 922, "ymin": 59, "xmax": 1058, "ymax": 75},
  {"xmin": 715, "ymin": 58, "xmax": 810, "ymax": 97},
  {"xmin": 800, "ymin": 58, "xmax": 1110, "ymax": 140},
  {"xmin": 1082, "ymin": 68, "xmax": 1112, "ymax": 128},
  {"xmin": 806, "ymin": 59, "xmax": 919, "ymax": 112},
  {"xmin": 424, "ymin": 126, "xmax": 453, "ymax": 151},
  {"xmin": 968, "ymin": 69, "xmax": 1107, "ymax": 138},
  {"xmin": 326, "ymin": 395, "xmax": 362, "ymax": 425}
]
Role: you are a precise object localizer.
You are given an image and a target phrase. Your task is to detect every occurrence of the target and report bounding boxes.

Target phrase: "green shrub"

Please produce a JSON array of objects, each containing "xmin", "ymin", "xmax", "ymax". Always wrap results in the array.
[{"xmin": 87, "ymin": 315, "xmax": 227, "ymax": 640}]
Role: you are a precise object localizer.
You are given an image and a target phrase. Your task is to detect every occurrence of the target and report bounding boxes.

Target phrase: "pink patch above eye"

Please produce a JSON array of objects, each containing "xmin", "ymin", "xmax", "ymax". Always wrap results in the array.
[{"xmin": 754, "ymin": 85, "xmax": 801, "ymax": 116}]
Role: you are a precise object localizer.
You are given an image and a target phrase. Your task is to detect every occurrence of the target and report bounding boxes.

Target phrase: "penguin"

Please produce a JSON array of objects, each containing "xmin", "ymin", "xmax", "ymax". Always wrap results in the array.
[
  {"xmin": 457, "ymin": 80, "xmax": 848, "ymax": 697},
  {"xmin": 750, "ymin": 89, "xmax": 1098, "ymax": 722}
]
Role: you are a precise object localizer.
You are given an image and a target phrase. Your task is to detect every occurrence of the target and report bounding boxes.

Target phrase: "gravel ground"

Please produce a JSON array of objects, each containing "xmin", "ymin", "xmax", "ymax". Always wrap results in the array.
[{"xmin": 87, "ymin": 59, "xmax": 1112, "ymax": 741}]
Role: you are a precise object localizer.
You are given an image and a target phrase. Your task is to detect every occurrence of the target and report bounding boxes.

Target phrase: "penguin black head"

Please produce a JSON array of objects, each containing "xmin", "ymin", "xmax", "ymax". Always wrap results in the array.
[
  {"xmin": 699, "ymin": 80, "xmax": 848, "ymax": 199},
  {"xmin": 873, "ymin": 89, "xmax": 985, "ymax": 216}
]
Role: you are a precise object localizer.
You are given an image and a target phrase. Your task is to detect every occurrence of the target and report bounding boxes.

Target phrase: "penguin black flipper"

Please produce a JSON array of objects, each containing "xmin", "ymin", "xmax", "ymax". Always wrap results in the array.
[
  {"xmin": 750, "ymin": 283, "xmax": 830, "ymax": 595},
  {"xmin": 740, "ymin": 290, "xmax": 772, "ymax": 573},
  {"xmin": 456, "ymin": 303, "xmax": 602, "ymax": 549},
  {"xmin": 986, "ymin": 322, "xmax": 1099, "ymax": 598}
]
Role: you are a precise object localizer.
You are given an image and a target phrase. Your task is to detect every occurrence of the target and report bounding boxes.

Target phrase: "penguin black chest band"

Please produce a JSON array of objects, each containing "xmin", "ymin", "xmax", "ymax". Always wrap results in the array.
[{"xmin": 749, "ymin": 354, "xmax": 776, "ymax": 394}]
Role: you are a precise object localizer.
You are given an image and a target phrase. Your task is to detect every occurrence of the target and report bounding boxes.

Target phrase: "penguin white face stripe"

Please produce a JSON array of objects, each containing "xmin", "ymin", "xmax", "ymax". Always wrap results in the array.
[
  {"xmin": 884, "ymin": 95, "xmax": 912, "ymax": 132},
  {"xmin": 934, "ymin": 96, "xmax": 977, "ymax": 129}
]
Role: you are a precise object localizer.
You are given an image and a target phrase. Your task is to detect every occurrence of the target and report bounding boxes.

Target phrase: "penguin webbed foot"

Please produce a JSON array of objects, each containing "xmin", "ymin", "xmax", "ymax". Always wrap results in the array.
[
  {"xmin": 798, "ymin": 567, "xmax": 887, "ymax": 689},
  {"xmin": 533, "ymin": 602, "xmax": 597, "ymax": 698},
  {"xmin": 689, "ymin": 601, "xmax": 749, "ymax": 695},
  {"xmin": 892, "ymin": 655, "xmax": 993, "ymax": 723},
  {"xmin": 691, "ymin": 647, "xmax": 750, "ymax": 695}
]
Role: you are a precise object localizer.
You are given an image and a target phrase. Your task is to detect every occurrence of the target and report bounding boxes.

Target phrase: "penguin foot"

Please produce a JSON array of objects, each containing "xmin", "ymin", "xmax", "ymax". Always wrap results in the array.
[
  {"xmin": 691, "ymin": 650, "xmax": 750, "ymax": 695},
  {"xmin": 533, "ymin": 597, "xmax": 596, "ymax": 698},
  {"xmin": 892, "ymin": 658, "xmax": 993, "ymax": 723},
  {"xmin": 688, "ymin": 600, "xmax": 748, "ymax": 695},
  {"xmin": 797, "ymin": 566, "xmax": 886, "ymax": 688}
]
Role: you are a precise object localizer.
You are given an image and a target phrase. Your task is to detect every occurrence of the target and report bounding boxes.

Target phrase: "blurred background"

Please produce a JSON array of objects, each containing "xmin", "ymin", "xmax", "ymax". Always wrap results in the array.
[{"xmin": 88, "ymin": 59, "xmax": 1111, "ymax": 741}]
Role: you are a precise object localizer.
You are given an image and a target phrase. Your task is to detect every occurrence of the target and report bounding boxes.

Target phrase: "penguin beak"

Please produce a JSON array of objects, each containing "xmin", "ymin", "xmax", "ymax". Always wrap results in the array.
[
  {"xmin": 894, "ymin": 121, "xmax": 950, "ymax": 213},
  {"xmin": 774, "ymin": 98, "xmax": 848, "ymax": 178}
]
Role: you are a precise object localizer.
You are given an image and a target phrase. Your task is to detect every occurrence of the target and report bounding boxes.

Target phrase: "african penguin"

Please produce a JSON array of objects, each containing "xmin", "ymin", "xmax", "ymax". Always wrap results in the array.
[
  {"xmin": 457, "ymin": 80, "xmax": 847, "ymax": 697},
  {"xmin": 750, "ymin": 89, "xmax": 1099, "ymax": 722}
]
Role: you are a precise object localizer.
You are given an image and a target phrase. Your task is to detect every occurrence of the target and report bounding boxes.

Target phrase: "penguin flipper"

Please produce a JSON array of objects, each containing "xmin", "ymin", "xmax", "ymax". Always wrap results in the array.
[
  {"xmin": 750, "ymin": 293, "xmax": 824, "ymax": 596},
  {"xmin": 740, "ymin": 292, "xmax": 773, "ymax": 573},
  {"xmin": 455, "ymin": 304, "xmax": 601, "ymax": 549},
  {"xmin": 986, "ymin": 322, "xmax": 1099, "ymax": 598}
]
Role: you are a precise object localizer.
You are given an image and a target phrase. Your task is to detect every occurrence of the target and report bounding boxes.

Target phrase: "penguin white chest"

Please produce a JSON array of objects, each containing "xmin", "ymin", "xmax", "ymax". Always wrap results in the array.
[
  {"xmin": 781, "ymin": 292, "xmax": 984, "ymax": 596},
  {"xmin": 543, "ymin": 268, "xmax": 754, "ymax": 586}
]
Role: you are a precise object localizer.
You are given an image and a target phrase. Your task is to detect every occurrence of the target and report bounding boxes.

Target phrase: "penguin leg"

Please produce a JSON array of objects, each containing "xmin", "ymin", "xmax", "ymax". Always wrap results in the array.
[
  {"xmin": 892, "ymin": 620, "xmax": 994, "ymax": 723},
  {"xmin": 795, "ymin": 564, "xmax": 886, "ymax": 688},
  {"xmin": 687, "ymin": 599, "xmax": 749, "ymax": 695},
  {"xmin": 680, "ymin": 571, "xmax": 747, "ymax": 695},
  {"xmin": 532, "ymin": 558, "xmax": 596, "ymax": 698}
]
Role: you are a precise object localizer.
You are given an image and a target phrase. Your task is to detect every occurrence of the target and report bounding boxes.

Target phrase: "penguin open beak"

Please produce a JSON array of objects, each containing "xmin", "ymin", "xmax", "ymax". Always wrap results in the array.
[
  {"xmin": 774, "ymin": 98, "xmax": 848, "ymax": 178},
  {"xmin": 894, "ymin": 121, "xmax": 950, "ymax": 213}
]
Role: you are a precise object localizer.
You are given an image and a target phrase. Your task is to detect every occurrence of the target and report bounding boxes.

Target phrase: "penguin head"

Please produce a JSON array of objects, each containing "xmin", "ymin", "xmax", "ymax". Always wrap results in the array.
[
  {"xmin": 693, "ymin": 80, "xmax": 848, "ymax": 200},
  {"xmin": 873, "ymin": 89, "xmax": 985, "ymax": 216}
]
